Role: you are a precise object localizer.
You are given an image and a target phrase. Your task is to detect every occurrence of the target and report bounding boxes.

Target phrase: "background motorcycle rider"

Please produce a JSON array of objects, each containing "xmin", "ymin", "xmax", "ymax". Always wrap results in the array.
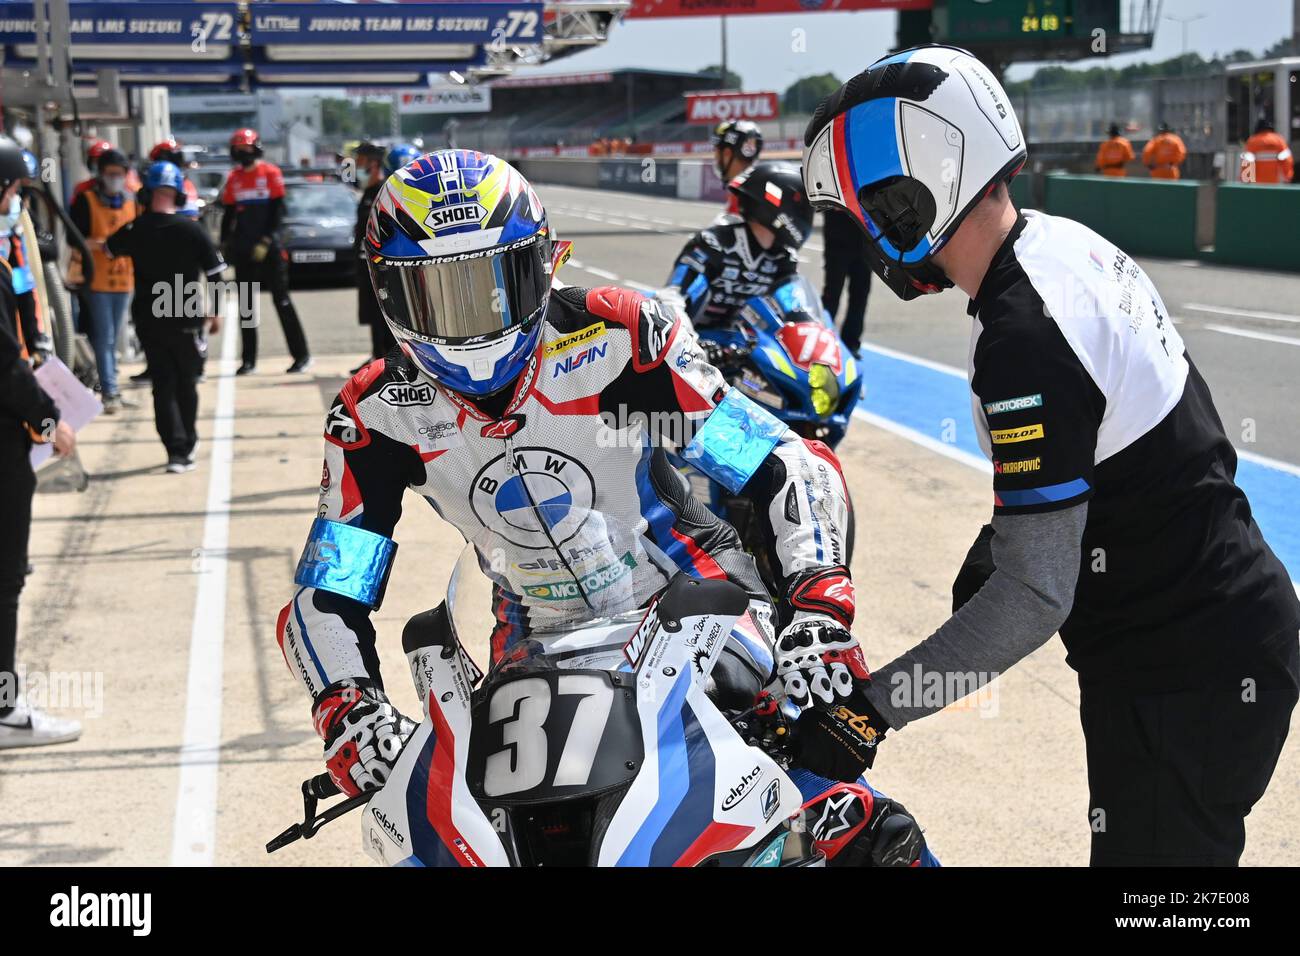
[
  {"xmin": 802, "ymin": 44, "xmax": 1300, "ymax": 866},
  {"xmin": 276, "ymin": 149, "xmax": 930, "ymax": 865},
  {"xmin": 220, "ymin": 128, "xmax": 312, "ymax": 375},
  {"xmin": 0, "ymin": 136, "xmax": 79, "ymax": 748},
  {"xmin": 711, "ymin": 119, "xmax": 763, "ymax": 219},
  {"xmin": 667, "ymin": 161, "xmax": 811, "ymax": 330}
]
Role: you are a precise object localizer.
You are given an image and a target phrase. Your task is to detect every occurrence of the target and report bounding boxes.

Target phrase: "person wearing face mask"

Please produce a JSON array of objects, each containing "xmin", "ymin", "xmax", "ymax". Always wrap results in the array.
[
  {"xmin": 220, "ymin": 128, "xmax": 311, "ymax": 375},
  {"xmin": 70, "ymin": 147, "xmax": 137, "ymax": 413},
  {"xmin": 348, "ymin": 142, "xmax": 396, "ymax": 374},
  {"xmin": 0, "ymin": 136, "xmax": 79, "ymax": 749}
]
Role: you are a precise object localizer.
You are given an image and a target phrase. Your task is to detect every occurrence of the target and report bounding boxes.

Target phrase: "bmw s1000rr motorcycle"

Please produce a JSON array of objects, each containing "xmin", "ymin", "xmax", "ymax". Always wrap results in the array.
[{"xmin": 269, "ymin": 510, "xmax": 831, "ymax": 866}]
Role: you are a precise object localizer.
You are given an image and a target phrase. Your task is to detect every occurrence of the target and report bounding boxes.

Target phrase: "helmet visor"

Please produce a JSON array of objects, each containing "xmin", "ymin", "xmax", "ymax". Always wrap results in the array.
[{"xmin": 371, "ymin": 235, "xmax": 550, "ymax": 343}]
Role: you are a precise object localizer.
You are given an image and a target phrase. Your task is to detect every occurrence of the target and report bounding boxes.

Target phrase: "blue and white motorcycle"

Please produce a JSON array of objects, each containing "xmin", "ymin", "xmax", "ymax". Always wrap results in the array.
[{"xmin": 668, "ymin": 275, "xmax": 862, "ymax": 592}]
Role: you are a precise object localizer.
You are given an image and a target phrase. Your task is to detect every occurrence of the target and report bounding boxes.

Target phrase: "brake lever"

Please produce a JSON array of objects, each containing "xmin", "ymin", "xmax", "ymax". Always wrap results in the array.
[{"xmin": 265, "ymin": 775, "xmax": 370, "ymax": 854}]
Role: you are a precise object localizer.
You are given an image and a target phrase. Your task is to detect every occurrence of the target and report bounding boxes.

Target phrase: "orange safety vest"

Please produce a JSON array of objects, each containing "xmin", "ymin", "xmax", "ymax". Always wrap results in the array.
[
  {"xmin": 1143, "ymin": 132, "xmax": 1187, "ymax": 179},
  {"xmin": 1241, "ymin": 131, "xmax": 1294, "ymax": 184},
  {"xmin": 85, "ymin": 190, "xmax": 136, "ymax": 293},
  {"xmin": 1095, "ymin": 136, "xmax": 1134, "ymax": 176}
]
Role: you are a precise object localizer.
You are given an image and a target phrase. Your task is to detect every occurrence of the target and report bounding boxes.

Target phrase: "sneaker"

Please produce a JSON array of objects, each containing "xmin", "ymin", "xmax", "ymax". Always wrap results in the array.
[
  {"xmin": 166, "ymin": 455, "xmax": 196, "ymax": 474},
  {"xmin": 185, "ymin": 440, "xmax": 201, "ymax": 465},
  {"xmin": 102, "ymin": 394, "xmax": 121, "ymax": 415},
  {"xmin": 236, "ymin": 362, "xmax": 256, "ymax": 376},
  {"xmin": 130, "ymin": 369, "xmax": 152, "ymax": 385},
  {"xmin": 0, "ymin": 698, "xmax": 82, "ymax": 750},
  {"xmin": 286, "ymin": 357, "xmax": 314, "ymax": 374}
]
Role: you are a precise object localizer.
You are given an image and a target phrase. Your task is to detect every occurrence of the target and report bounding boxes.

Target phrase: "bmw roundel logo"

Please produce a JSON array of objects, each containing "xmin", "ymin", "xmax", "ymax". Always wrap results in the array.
[{"xmin": 469, "ymin": 447, "xmax": 596, "ymax": 549}]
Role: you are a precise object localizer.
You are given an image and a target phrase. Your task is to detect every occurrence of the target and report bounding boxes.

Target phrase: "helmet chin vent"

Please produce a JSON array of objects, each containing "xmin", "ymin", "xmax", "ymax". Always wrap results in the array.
[{"xmin": 858, "ymin": 176, "xmax": 936, "ymax": 256}]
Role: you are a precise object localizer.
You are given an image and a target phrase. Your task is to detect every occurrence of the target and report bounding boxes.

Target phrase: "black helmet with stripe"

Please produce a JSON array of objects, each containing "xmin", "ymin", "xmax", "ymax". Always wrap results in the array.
[{"xmin": 728, "ymin": 161, "xmax": 813, "ymax": 251}]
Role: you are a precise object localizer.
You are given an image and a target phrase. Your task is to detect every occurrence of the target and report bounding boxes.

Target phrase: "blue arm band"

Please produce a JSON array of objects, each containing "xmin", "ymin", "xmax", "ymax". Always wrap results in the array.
[
  {"xmin": 684, "ymin": 388, "xmax": 788, "ymax": 494},
  {"xmin": 293, "ymin": 517, "xmax": 397, "ymax": 609}
]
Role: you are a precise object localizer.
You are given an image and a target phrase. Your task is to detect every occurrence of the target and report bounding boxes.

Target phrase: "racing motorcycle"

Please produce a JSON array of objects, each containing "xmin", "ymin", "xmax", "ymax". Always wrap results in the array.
[
  {"xmin": 268, "ymin": 510, "xmax": 825, "ymax": 866},
  {"xmin": 667, "ymin": 275, "xmax": 862, "ymax": 590}
]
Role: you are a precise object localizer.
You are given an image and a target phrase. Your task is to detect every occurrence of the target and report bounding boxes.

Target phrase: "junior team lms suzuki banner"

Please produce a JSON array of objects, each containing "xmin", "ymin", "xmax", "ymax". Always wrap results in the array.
[
  {"xmin": 627, "ymin": 0, "xmax": 931, "ymax": 17},
  {"xmin": 0, "ymin": 2, "xmax": 238, "ymax": 58},
  {"xmin": 249, "ymin": 2, "xmax": 543, "ymax": 46},
  {"xmin": 686, "ymin": 90, "xmax": 779, "ymax": 124}
]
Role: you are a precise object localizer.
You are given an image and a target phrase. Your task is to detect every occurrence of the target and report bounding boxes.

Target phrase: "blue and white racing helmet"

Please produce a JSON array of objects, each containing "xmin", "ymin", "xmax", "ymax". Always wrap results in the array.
[
  {"xmin": 802, "ymin": 45, "xmax": 1026, "ymax": 300},
  {"xmin": 365, "ymin": 149, "xmax": 553, "ymax": 396}
]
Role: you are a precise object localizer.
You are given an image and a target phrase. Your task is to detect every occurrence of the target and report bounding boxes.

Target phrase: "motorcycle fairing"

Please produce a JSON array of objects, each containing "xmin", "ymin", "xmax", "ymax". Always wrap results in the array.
[
  {"xmin": 362, "ymin": 640, "xmax": 509, "ymax": 867},
  {"xmin": 595, "ymin": 578, "xmax": 804, "ymax": 866}
]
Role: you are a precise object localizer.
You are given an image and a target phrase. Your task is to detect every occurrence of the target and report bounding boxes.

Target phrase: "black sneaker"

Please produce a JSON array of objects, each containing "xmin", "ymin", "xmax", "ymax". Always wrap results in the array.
[
  {"xmin": 130, "ymin": 369, "xmax": 152, "ymax": 385},
  {"xmin": 286, "ymin": 357, "xmax": 314, "ymax": 374},
  {"xmin": 236, "ymin": 362, "xmax": 256, "ymax": 376},
  {"xmin": 166, "ymin": 455, "xmax": 196, "ymax": 474}
]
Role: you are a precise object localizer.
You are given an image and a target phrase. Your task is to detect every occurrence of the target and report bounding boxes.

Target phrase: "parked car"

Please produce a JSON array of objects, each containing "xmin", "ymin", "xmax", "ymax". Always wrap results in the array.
[{"xmin": 280, "ymin": 179, "xmax": 359, "ymax": 285}]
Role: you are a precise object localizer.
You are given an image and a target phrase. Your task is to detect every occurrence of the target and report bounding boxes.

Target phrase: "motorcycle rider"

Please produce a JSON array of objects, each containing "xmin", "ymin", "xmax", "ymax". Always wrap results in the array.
[
  {"xmin": 802, "ymin": 45, "xmax": 1300, "ymax": 865},
  {"xmin": 666, "ymin": 161, "xmax": 810, "ymax": 330},
  {"xmin": 712, "ymin": 120, "xmax": 763, "ymax": 219},
  {"xmin": 275, "ymin": 149, "xmax": 931, "ymax": 866}
]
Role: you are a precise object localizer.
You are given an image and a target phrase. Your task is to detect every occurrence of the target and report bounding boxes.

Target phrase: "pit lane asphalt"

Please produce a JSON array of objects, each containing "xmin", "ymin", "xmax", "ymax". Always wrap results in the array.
[{"xmin": 0, "ymin": 186, "xmax": 1295, "ymax": 867}]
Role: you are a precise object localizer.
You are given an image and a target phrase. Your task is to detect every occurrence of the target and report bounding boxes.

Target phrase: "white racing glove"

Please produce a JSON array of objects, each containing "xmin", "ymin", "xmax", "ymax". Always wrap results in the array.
[
  {"xmin": 775, "ymin": 612, "xmax": 860, "ymax": 710},
  {"xmin": 312, "ymin": 679, "xmax": 416, "ymax": 797}
]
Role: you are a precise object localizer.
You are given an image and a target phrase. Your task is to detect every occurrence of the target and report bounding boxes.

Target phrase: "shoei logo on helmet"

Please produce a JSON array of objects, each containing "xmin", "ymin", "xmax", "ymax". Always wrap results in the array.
[{"xmin": 425, "ymin": 201, "xmax": 487, "ymax": 232}]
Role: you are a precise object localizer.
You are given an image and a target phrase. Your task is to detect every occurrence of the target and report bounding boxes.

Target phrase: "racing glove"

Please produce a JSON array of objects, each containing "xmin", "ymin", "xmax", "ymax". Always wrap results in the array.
[
  {"xmin": 312, "ymin": 678, "xmax": 415, "ymax": 798},
  {"xmin": 776, "ymin": 613, "xmax": 860, "ymax": 709},
  {"xmin": 250, "ymin": 237, "xmax": 272, "ymax": 263},
  {"xmin": 776, "ymin": 567, "xmax": 861, "ymax": 710}
]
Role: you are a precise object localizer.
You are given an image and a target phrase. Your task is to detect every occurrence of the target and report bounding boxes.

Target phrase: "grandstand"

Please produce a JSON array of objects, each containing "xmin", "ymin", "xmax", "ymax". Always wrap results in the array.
[{"xmin": 399, "ymin": 68, "xmax": 729, "ymax": 152}]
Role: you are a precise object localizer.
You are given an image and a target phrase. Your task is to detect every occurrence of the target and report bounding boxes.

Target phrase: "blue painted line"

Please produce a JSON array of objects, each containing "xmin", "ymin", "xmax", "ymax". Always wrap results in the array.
[{"xmin": 854, "ymin": 343, "xmax": 1300, "ymax": 582}]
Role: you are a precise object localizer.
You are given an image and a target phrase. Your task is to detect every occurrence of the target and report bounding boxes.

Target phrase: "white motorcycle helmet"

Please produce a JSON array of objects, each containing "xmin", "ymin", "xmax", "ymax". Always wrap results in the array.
[{"xmin": 802, "ymin": 45, "xmax": 1026, "ymax": 300}]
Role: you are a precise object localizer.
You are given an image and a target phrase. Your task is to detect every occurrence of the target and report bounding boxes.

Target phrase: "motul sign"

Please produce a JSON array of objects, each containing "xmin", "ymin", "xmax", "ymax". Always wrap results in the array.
[{"xmin": 686, "ymin": 91, "xmax": 779, "ymax": 125}]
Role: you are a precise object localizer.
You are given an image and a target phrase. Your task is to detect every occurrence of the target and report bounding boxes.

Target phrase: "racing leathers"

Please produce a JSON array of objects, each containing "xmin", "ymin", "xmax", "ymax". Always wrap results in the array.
[
  {"xmin": 668, "ymin": 219, "xmax": 798, "ymax": 329},
  {"xmin": 280, "ymin": 282, "xmax": 852, "ymax": 747}
]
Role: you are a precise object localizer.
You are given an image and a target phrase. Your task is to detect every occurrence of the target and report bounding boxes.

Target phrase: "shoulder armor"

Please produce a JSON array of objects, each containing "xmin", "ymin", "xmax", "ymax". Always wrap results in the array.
[{"xmin": 586, "ymin": 286, "xmax": 678, "ymax": 371}]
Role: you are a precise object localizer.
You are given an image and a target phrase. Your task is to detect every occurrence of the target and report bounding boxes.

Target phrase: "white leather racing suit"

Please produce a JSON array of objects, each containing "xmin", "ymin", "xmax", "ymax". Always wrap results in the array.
[{"xmin": 276, "ymin": 285, "xmax": 854, "ymax": 708}]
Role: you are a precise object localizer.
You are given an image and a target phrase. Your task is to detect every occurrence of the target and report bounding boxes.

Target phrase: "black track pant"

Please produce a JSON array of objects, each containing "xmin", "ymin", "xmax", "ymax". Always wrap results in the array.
[
  {"xmin": 1080, "ymin": 628, "xmax": 1299, "ymax": 865},
  {"xmin": 0, "ymin": 447, "xmax": 35, "ymax": 719},
  {"xmin": 235, "ymin": 251, "xmax": 309, "ymax": 365},
  {"xmin": 821, "ymin": 252, "xmax": 871, "ymax": 353},
  {"xmin": 139, "ymin": 322, "xmax": 206, "ymax": 458}
]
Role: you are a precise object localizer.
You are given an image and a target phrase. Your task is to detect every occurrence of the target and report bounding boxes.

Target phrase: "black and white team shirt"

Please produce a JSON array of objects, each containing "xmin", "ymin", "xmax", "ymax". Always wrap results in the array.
[{"xmin": 967, "ymin": 210, "xmax": 1299, "ymax": 673}]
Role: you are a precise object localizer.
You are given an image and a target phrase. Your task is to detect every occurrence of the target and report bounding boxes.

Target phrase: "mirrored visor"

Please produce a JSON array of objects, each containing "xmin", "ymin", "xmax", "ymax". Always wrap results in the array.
[{"xmin": 371, "ymin": 236, "xmax": 550, "ymax": 343}]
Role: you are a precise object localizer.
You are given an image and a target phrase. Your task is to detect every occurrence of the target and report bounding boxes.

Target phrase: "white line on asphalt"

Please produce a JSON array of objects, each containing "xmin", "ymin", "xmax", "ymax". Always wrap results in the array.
[
  {"xmin": 1204, "ymin": 324, "xmax": 1300, "ymax": 347},
  {"xmin": 1240, "ymin": 448, "xmax": 1300, "ymax": 479},
  {"xmin": 170, "ymin": 305, "xmax": 238, "ymax": 867},
  {"xmin": 570, "ymin": 259, "xmax": 620, "ymax": 281},
  {"xmin": 858, "ymin": 341, "xmax": 968, "ymax": 379},
  {"xmin": 1183, "ymin": 303, "xmax": 1300, "ymax": 325},
  {"xmin": 853, "ymin": 408, "xmax": 993, "ymax": 474}
]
